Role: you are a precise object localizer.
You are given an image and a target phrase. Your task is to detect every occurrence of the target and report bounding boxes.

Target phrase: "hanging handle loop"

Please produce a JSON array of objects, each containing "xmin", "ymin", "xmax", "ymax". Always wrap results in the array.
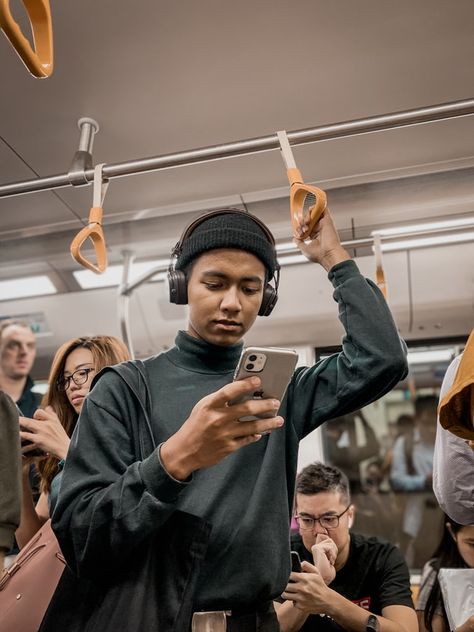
[
  {"xmin": 70, "ymin": 164, "xmax": 109, "ymax": 274},
  {"xmin": 372, "ymin": 233, "xmax": 388, "ymax": 300},
  {"xmin": 0, "ymin": 0, "xmax": 53, "ymax": 78},
  {"xmin": 277, "ymin": 130, "xmax": 327, "ymax": 239}
]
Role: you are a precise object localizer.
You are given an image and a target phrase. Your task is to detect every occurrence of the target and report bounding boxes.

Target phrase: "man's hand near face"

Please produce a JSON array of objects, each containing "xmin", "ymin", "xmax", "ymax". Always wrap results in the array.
[{"xmin": 311, "ymin": 534, "xmax": 338, "ymax": 584}]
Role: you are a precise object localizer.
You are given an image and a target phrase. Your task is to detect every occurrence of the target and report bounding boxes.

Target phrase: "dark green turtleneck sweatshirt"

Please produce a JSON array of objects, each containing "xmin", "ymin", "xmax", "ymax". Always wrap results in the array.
[{"xmin": 52, "ymin": 260, "xmax": 407, "ymax": 611}]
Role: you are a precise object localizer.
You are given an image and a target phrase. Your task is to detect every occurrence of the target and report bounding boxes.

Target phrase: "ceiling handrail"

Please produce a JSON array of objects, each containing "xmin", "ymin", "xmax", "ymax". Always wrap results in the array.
[
  {"xmin": 0, "ymin": 98, "xmax": 473, "ymax": 199},
  {"xmin": 0, "ymin": 0, "xmax": 53, "ymax": 78}
]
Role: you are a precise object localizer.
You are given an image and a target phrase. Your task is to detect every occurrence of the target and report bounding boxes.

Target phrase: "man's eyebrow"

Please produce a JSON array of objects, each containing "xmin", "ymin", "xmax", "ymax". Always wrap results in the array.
[
  {"xmin": 201, "ymin": 270, "xmax": 263, "ymax": 284},
  {"xmin": 298, "ymin": 511, "xmax": 337, "ymax": 518}
]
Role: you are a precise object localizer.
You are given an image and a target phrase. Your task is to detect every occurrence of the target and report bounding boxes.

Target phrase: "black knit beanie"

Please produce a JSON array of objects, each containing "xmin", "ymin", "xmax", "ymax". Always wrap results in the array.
[{"xmin": 175, "ymin": 210, "xmax": 278, "ymax": 278}]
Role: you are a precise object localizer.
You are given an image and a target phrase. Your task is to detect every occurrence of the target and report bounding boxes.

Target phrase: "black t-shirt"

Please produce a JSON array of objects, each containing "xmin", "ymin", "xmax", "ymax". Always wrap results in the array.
[{"xmin": 289, "ymin": 532, "xmax": 413, "ymax": 632}]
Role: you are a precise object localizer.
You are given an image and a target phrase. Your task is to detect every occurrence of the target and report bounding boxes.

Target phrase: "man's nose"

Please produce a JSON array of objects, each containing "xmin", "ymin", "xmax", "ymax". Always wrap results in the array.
[
  {"xmin": 220, "ymin": 287, "xmax": 241, "ymax": 311},
  {"xmin": 312, "ymin": 521, "xmax": 329, "ymax": 536}
]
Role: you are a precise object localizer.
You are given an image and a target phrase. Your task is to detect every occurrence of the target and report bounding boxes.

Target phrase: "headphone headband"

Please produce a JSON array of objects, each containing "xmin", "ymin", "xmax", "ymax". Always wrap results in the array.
[{"xmin": 171, "ymin": 207, "xmax": 277, "ymax": 259}]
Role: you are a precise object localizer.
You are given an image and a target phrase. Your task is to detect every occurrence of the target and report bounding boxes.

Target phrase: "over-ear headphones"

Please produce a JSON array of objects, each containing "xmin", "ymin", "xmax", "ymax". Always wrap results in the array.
[{"xmin": 168, "ymin": 208, "xmax": 280, "ymax": 316}]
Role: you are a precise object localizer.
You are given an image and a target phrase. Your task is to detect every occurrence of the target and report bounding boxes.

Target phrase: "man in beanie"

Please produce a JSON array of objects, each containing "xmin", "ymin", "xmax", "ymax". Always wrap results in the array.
[{"xmin": 47, "ymin": 208, "xmax": 407, "ymax": 632}]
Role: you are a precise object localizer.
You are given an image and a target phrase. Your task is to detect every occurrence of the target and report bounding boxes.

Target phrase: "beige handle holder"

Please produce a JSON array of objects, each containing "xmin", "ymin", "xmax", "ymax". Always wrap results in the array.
[
  {"xmin": 277, "ymin": 130, "xmax": 327, "ymax": 239},
  {"xmin": 70, "ymin": 163, "xmax": 109, "ymax": 274},
  {"xmin": 0, "ymin": 0, "xmax": 53, "ymax": 78},
  {"xmin": 372, "ymin": 233, "xmax": 388, "ymax": 300}
]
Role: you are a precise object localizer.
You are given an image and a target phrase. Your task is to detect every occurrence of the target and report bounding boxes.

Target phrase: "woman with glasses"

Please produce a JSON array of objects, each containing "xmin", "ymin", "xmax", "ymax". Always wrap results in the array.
[
  {"xmin": 16, "ymin": 336, "xmax": 129, "ymax": 547},
  {"xmin": 416, "ymin": 517, "xmax": 474, "ymax": 632}
]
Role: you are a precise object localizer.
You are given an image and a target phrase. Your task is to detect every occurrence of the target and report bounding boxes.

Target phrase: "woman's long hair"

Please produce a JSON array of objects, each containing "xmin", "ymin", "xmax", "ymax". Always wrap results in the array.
[
  {"xmin": 422, "ymin": 518, "xmax": 469, "ymax": 632},
  {"xmin": 37, "ymin": 335, "xmax": 130, "ymax": 493}
]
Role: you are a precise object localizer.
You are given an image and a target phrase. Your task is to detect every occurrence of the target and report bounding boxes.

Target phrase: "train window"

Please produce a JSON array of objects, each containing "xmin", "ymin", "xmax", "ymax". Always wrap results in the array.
[{"xmin": 315, "ymin": 336, "xmax": 468, "ymax": 571}]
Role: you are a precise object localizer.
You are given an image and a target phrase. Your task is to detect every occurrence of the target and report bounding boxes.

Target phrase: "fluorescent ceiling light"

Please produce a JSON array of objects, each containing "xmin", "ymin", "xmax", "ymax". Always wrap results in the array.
[
  {"xmin": 379, "ymin": 231, "xmax": 474, "ymax": 252},
  {"xmin": 0, "ymin": 275, "xmax": 57, "ymax": 300},
  {"xmin": 276, "ymin": 241, "xmax": 298, "ymax": 254},
  {"xmin": 74, "ymin": 260, "xmax": 169, "ymax": 289},
  {"xmin": 407, "ymin": 349, "xmax": 453, "ymax": 364},
  {"xmin": 277, "ymin": 254, "xmax": 308, "ymax": 266},
  {"xmin": 372, "ymin": 216, "xmax": 474, "ymax": 238}
]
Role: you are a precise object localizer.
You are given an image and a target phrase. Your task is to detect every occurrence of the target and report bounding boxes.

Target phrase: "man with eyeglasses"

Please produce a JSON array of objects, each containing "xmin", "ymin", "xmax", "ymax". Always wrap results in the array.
[{"xmin": 276, "ymin": 462, "xmax": 416, "ymax": 632}]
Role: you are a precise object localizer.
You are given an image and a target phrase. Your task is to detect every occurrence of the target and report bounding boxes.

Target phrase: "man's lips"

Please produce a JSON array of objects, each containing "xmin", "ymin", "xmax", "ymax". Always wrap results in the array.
[{"xmin": 213, "ymin": 320, "xmax": 242, "ymax": 331}]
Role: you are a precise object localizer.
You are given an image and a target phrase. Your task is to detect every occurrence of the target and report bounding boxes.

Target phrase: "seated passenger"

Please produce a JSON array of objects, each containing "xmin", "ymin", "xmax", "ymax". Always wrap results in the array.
[
  {"xmin": 16, "ymin": 336, "xmax": 129, "ymax": 547},
  {"xmin": 276, "ymin": 462, "xmax": 417, "ymax": 632},
  {"xmin": 416, "ymin": 516, "xmax": 474, "ymax": 632},
  {"xmin": 0, "ymin": 391, "xmax": 22, "ymax": 570}
]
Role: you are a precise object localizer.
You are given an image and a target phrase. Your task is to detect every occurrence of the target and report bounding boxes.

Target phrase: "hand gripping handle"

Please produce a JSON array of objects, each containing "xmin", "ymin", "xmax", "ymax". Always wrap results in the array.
[{"xmin": 287, "ymin": 168, "xmax": 327, "ymax": 240}]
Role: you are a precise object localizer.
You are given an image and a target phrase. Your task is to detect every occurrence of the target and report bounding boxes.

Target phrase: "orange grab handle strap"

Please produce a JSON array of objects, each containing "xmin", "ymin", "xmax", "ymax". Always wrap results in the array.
[
  {"xmin": 375, "ymin": 266, "xmax": 388, "ymax": 299},
  {"xmin": 0, "ymin": 0, "xmax": 53, "ymax": 78},
  {"xmin": 286, "ymin": 168, "xmax": 327, "ymax": 239},
  {"xmin": 70, "ymin": 207, "xmax": 108, "ymax": 274}
]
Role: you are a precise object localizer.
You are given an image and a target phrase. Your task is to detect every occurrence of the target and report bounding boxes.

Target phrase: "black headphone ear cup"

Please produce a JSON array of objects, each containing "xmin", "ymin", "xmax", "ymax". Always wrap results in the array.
[
  {"xmin": 168, "ymin": 269, "xmax": 188, "ymax": 305},
  {"xmin": 258, "ymin": 283, "xmax": 278, "ymax": 317}
]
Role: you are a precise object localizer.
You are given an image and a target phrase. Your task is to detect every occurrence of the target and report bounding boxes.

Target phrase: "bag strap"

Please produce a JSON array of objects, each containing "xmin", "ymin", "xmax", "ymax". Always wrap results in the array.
[{"xmin": 95, "ymin": 360, "xmax": 156, "ymax": 460}]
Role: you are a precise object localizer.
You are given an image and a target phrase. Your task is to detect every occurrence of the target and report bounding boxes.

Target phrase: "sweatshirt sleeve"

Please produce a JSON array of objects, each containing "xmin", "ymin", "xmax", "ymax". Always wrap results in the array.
[
  {"xmin": 51, "ymin": 371, "xmax": 190, "ymax": 578},
  {"xmin": 289, "ymin": 260, "xmax": 408, "ymax": 438},
  {"xmin": 0, "ymin": 392, "xmax": 22, "ymax": 552}
]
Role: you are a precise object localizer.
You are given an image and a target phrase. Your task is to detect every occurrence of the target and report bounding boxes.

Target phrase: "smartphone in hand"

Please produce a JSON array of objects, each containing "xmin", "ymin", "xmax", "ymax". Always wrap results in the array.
[
  {"xmin": 20, "ymin": 417, "xmax": 45, "ymax": 457},
  {"xmin": 230, "ymin": 346, "xmax": 298, "ymax": 421},
  {"xmin": 291, "ymin": 550, "xmax": 302, "ymax": 575}
]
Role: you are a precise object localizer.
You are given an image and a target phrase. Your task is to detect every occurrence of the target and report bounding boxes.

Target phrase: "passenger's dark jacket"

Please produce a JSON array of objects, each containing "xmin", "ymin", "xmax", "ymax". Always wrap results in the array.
[{"xmin": 43, "ymin": 260, "xmax": 408, "ymax": 631}]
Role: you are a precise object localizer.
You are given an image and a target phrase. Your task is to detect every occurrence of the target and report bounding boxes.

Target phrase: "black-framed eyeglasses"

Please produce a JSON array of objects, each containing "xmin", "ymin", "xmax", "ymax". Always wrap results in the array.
[
  {"xmin": 295, "ymin": 505, "xmax": 351, "ymax": 531},
  {"xmin": 57, "ymin": 367, "xmax": 95, "ymax": 391}
]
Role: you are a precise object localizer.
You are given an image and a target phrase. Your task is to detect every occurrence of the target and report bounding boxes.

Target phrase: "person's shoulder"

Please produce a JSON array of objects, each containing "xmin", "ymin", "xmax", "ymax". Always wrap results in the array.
[
  {"xmin": 421, "ymin": 557, "xmax": 439, "ymax": 576},
  {"xmin": 290, "ymin": 532, "xmax": 310, "ymax": 561},
  {"xmin": 350, "ymin": 532, "xmax": 400, "ymax": 559},
  {"xmin": 290, "ymin": 531, "xmax": 304, "ymax": 549}
]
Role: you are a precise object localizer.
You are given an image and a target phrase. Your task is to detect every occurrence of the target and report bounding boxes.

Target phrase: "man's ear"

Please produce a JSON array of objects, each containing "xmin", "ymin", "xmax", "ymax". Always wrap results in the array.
[{"xmin": 348, "ymin": 505, "xmax": 355, "ymax": 529}]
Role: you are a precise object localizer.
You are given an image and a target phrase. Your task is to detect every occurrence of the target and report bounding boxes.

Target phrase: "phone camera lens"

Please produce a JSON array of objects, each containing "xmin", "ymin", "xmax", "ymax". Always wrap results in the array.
[
  {"xmin": 248, "ymin": 354, "xmax": 257, "ymax": 362},
  {"xmin": 245, "ymin": 363, "xmax": 254, "ymax": 370}
]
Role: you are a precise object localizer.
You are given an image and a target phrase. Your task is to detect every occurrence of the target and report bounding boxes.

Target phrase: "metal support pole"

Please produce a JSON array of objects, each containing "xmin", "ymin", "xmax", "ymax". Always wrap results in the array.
[
  {"xmin": 1, "ymin": 98, "xmax": 473, "ymax": 198},
  {"xmin": 67, "ymin": 118, "xmax": 100, "ymax": 186}
]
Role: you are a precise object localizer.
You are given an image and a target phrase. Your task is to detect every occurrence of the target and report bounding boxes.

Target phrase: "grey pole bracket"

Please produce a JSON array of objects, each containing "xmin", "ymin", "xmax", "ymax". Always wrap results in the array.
[{"xmin": 67, "ymin": 118, "xmax": 100, "ymax": 186}]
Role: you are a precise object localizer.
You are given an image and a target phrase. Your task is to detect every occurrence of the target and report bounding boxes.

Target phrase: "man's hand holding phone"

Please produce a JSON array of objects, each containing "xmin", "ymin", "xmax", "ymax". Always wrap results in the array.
[{"xmin": 159, "ymin": 376, "xmax": 284, "ymax": 480}]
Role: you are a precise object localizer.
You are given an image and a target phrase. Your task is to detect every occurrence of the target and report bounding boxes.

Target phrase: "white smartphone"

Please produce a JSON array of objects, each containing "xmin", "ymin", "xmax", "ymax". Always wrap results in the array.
[{"xmin": 230, "ymin": 346, "xmax": 298, "ymax": 421}]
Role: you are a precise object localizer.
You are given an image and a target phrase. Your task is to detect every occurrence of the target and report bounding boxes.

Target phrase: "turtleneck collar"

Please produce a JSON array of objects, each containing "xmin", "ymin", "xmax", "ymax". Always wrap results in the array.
[{"xmin": 166, "ymin": 330, "xmax": 243, "ymax": 373}]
